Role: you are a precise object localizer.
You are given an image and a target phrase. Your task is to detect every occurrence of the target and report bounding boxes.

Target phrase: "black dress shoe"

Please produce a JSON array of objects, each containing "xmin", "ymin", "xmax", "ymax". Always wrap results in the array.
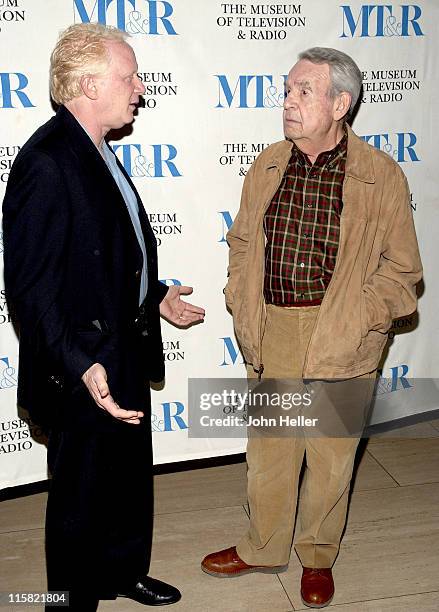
[{"xmin": 119, "ymin": 576, "xmax": 181, "ymax": 606}]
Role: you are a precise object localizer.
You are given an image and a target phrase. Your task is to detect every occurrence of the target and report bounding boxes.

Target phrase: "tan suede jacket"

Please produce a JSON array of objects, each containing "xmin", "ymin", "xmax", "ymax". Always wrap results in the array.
[{"xmin": 225, "ymin": 125, "xmax": 422, "ymax": 379}]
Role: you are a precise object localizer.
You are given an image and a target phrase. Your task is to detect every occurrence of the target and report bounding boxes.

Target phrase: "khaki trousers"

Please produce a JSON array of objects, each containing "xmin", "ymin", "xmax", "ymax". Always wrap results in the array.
[{"xmin": 236, "ymin": 304, "xmax": 375, "ymax": 569}]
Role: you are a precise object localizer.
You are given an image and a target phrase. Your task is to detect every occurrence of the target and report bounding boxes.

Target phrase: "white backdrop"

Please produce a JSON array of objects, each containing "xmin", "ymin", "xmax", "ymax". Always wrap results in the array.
[{"xmin": 1, "ymin": 0, "xmax": 438, "ymax": 488}]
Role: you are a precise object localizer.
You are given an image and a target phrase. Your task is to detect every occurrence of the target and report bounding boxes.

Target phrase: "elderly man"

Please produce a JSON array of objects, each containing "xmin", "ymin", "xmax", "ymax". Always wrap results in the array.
[
  {"xmin": 202, "ymin": 48, "xmax": 421, "ymax": 607},
  {"xmin": 2, "ymin": 23, "xmax": 204, "ymax": 611}
]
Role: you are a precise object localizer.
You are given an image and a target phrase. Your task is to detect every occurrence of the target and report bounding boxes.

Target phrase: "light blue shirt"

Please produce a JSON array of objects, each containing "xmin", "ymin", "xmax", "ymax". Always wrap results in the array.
[{"xmin": 101, "ymin": 141, "xmax": 148, "ymax": 306}]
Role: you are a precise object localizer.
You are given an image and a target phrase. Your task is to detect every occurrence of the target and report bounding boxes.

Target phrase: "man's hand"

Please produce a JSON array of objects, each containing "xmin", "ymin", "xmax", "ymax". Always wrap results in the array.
[
  {"xmin": 81, "ymin": 363, "xmax": 143, "ymax": 424},
  {"xmin": 159, "ymin": 285, "xmax": 205, "ymax": 326}
]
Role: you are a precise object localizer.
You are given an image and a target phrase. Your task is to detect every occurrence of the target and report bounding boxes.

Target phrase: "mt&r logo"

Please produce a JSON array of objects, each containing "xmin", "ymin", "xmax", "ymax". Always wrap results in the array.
[
  {"xmin": 73, "ymin": 0, "xmax": 177, "ymax": 35},
  {"xmin": 0, "ymin": 357, "xmax": 17, "ymax": 389},
  {"xmin": 112, "ymin": 143, "xmax": 181, "ymax": 177},
  {"xmin": 360, "ymin": 132, "xmax": 420, "ymax": 162},
  {"xmin": 0, "ymin": 73, "xmax": 34, "ymax": 109},
  {"xmin": 151, "ymin": 401, "xmax": 188, "ymax": 432},
  {"xmin": 220, "ymin": 337, "xmax": 244, "ymax": 367},
  {"xmin": 340, "ymin": 5, "xmax": 424, "ymax": 37},
  {"xmin": 375, "ymin": 364, "xmax": 412, "ymax": 395},
  {"xmin": 215, "ymin": 74, "xmax": 287, "ymax": 109}
]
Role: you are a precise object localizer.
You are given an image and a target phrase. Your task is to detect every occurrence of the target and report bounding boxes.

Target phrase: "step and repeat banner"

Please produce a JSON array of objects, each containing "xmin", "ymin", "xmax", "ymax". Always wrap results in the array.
[{"xmin": 1, "ymin": 1, "xmax": 438, "ymax": 488}]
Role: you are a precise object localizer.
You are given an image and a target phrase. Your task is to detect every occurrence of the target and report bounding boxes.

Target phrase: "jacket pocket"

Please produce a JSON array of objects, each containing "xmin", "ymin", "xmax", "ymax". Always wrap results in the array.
[
  {"xmin": 75, "ymin": 326, "xmax": 111, "ymax": 357},
  {"xmin": 360, "ymin": 289, "xmax": 369, "ymax": 339},
  {"xmin": 361, "ymin": 289, "xmax": 393, "ymax": 337},
  {"xmin": 232, "ymin": 297, "xmax": 251, "ymax": 357}
]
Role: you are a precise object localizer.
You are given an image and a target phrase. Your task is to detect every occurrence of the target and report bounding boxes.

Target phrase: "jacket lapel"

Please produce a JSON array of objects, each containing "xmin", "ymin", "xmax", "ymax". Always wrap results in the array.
[{"xmin": 56, "ymin": 106, "xmax": 144, "ymax": 265}]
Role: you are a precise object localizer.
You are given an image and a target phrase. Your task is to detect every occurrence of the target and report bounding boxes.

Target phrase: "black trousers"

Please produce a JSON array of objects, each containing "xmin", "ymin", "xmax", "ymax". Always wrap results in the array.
[{"xmin": 45, "ymin": 413, "xmax": 153, "ymax": 610}]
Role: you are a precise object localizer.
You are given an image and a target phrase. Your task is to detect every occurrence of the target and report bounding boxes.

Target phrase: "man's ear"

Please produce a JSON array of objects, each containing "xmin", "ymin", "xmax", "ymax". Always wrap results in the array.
[
  {"xmin": 333, "ymin": 91, "xmax": 351, "ymax": 122},
  {"xmin": 80, "ymin": 74, "xmax": 99, "ymax": 100}
]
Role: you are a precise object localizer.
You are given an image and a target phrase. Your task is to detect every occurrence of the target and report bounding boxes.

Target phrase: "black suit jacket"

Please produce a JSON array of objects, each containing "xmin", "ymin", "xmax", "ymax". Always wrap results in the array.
[{"xmin": 2, "ymin": 106, "xmax": 168, "ymax": 431}]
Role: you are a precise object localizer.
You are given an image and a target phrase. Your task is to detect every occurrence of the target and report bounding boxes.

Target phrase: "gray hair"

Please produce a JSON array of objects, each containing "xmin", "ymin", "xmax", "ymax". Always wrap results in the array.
[{"xmin": 298, "ymin": 47, "xmax": 362, "ymax": 118}]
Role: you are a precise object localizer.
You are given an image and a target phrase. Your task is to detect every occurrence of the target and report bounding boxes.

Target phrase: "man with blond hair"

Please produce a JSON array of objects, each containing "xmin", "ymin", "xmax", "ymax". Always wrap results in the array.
[
  {"xmin": 202, "ymin": 47, "xmax": 421, "ymax": 607},
  {"xmin": 3, "ymin": 23, "xmax": 204, "ymax": 610}
]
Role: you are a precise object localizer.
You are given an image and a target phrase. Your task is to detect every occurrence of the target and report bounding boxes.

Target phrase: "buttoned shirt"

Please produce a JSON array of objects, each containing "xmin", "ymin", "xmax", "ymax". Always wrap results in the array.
[
  {"xmin": 102, "ymin": 141, "xmax": 148, "ymax": 306},
  {"xmin": 263, "ymin": 133, "xmax": 347, "ymax": 306},
  {"xmin": 77, "ymin": 119, "xmax": 148, "ymax": 306}
]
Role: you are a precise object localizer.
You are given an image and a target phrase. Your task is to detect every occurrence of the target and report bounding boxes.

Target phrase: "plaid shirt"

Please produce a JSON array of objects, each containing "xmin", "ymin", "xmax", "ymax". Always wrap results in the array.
[{"xmin": 264, "ymin": 134, "xmax": 347, "ymax": 306}]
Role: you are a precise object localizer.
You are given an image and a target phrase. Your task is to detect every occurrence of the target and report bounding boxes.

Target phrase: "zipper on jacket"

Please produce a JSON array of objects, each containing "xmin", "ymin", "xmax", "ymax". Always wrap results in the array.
[
  {"xmin": 302, "ymin": 211, "xmax": 345, "ymax": 377},
  {"xmin": 256, "ymin": 163, "xmax": 284, "ymax": 375}
]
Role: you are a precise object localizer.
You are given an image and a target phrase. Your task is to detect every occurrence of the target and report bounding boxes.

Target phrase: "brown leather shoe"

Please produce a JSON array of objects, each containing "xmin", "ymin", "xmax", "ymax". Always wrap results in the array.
[
  {"xmin": 201, "ymin": 546, "xmax": 287, "ymax": 578},
  {"xmin": 301, "ymin": 567, "xmax": 334, "ymax": 608}
]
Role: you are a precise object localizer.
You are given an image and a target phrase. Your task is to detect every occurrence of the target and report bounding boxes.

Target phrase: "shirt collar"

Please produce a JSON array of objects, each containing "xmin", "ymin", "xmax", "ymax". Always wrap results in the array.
[{"xmin": 290, "ymin": 129, "xmax": 347, "ymax": 170}]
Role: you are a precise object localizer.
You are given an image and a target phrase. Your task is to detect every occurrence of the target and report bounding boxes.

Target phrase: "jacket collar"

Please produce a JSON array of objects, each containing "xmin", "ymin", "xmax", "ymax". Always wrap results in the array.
[
  {"xmin": 55, "ymin": 104, "xmax": 105, "ymax": 164},
  {"xmin": 54, "ymin": 105, "xmax": 149, "ymax": 256},
  {"xmin": 265, "ymin": 123, "xmax": 376, "ymax": 184},
  {"xmin": 344, "ymin": 124, "xmax": 375, "ymax": 183}
]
